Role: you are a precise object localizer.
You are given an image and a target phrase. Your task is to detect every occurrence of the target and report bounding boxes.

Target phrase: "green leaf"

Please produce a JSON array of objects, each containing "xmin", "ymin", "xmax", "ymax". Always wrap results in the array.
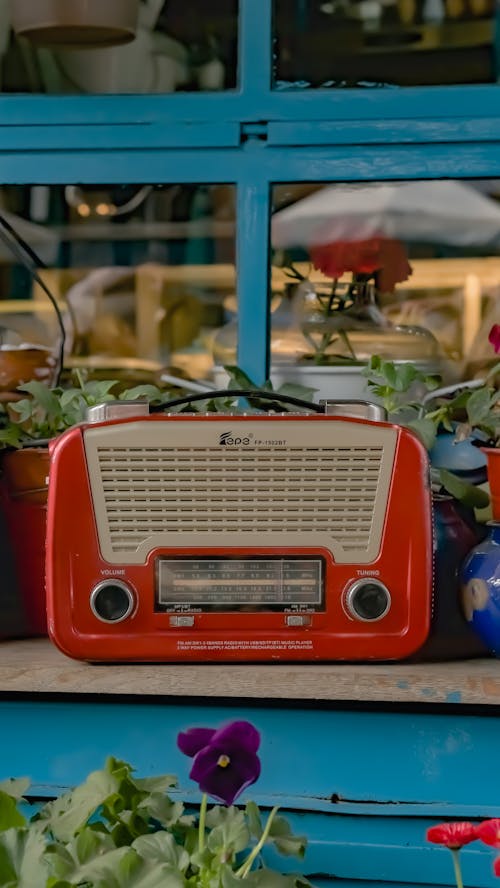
[
  {"xmin": 46, "ymin": 881, "xmax": 74, "ymax": 888},
  {"xmin": 137, "ymin": 793, "xmax": 186, "ymax": 830},
  {"xmin": 267, "ymin": 816, "xmax": 307, "ymax": 859},
  {"xmin": 75, "ymin": 826, "xmax": 115, "ymax": 864},
  {"xmin": 132, "ymin": 832, "xmax": 189, "ymax": 872},
  {"xmin": 80, "ymin": 380, "xmax": 119, "ymax": 402},
  {"xmin": 206, "ymin": 805, "xmax": 250, "ymax": 857},
  {"xmin": 439, "ymin": 468, "xmax": 491, "ymax": 508},
  {"xmin": 58, "ymin": 388, "xmax": 82, "ymax": 409},
  {"xmin": 245, "ymin": 801, "xmax": 264, "ymax": 839},
  {"xmin": 120, "ymin": 385, "xmax": 164, "ymax": 403},
  {"xmin": 47, "ymin": 842, "xmax": 133, "ymax": 886},
  {"xmin": 0, "ymin": 793, "xmax": 26, "ymax": 832},
  {"xmin": 0, "ymin": 426, "xmax": 23, "ymax": 449},
  {"xmin": 36, "ymin": 758, "xmax": 131, "ymax": 842},
  {"xmin": 222, "ymin": 864, "xmax": 253, "ymax": 888},
  {"xmin": 423, "ymin": 374, "xmax": 442, "ymax": 391},
  {"xmin": 60, "ymin": 392, "xmax": 88, "ymax": 427},
  {"xmin": 46, "ymin": 880, "xmax": 74, "ymax": 888},
  {"xmin": 93, "ymin": 848, "xmax": 184, "ymax": 888},
  {"xmin": 406, "ymin": 418, "xmax": 438, "ymax": 451},
  {"xmin": 275, "ymin": 382, "xmax": 317, "ymax": 402},
  {"xmin": 223, "ymin": 366, "xmax": 258, "ymax": 390},
  {"xmin": 133, "ymin": 774, "xmax": 177, "ymax": 795},
  {"xmin": 392, "ymin": 363, "xmax": 419, "ymax": 392},
  {"xmin": 17, "ymin": 382, "xmax": 62, "ymax": 419},
  {"xmin": 0, "ymin": 827, "xmax": 48, "ymax": 887},
  {"xmin": 45, "ymin": 830, "xmax": 117, "ymax": 881},
  {"xmin": 379, "ymin": 361, "xmax": 398, "ymax": 388},
  {"xmin": 465, "ymin": 387, "xmax": 494, "ymax": 426},
  {"xmin": 7, "ymin": 398, "xmax": 34, "ymax": 424}
]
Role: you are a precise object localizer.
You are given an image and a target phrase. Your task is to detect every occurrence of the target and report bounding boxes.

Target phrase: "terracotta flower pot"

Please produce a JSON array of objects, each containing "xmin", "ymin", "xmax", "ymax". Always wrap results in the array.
[
  {"xmin": 483, "ymin": 448, "xmax": 500, "ymax": 520},
  {"xmin": 12, "ymin": 0, "xmax": 139, "ymax": 48},
  {"xmin": 0, "ymin": 346, "xmax": 57, "ymax": 395},
  {"xmin": 0, "ymin": 447, "xmax": 50, "ymax": 635}
]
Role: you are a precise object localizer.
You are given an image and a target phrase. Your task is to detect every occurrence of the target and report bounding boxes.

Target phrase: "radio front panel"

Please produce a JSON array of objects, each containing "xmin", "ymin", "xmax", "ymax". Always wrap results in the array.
[{"xmin": 45, "ymin": 412, "xmax": 433, "ymax": 662}]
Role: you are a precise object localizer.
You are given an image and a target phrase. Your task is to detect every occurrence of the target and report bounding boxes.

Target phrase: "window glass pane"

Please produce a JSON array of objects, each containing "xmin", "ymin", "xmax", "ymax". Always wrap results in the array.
[
  {"xmin": 265, "ymin": 179, "xmax": 500, "ymax": 400},
  {"xmin": 0, "ymin": 183, "xmax": 235, "ymax": 395},
  {"xmin": 3, "ymin": 1, "xmax": 238, "ymax": 94},
  {"xmin": 273, "ymin": 0, "xmax": 498, "ymax": 87}
]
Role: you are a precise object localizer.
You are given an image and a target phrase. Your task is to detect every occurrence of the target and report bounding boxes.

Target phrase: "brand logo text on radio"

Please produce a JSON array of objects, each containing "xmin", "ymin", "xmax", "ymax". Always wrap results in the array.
[{"xmin": 219, "ymin": 431, "xmax": 286, "ymax": 446}]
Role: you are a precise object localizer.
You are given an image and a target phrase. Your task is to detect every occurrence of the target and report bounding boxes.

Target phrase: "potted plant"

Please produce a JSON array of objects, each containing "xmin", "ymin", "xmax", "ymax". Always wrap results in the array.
[
  {"xmin": 0, "ymin": 718, "xmax": 311, "ymax": 888},
  {"xmin": 0, "ymin": 372, "xmax": 165, "ymax": 637},
  {"xmin": 363, "ymin": 356, "xmax": 500, "ymax": 501},
  {"xmin": 269, "ymin": 238, "xmax": 441, "ymax": 402},
  {"xmin": 362, "ymin": 354, "xmax": 500, "ymax": 659}
]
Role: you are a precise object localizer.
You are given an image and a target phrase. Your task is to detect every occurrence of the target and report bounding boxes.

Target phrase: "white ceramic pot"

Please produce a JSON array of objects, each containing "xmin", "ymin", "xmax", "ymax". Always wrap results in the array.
[
  {"xmin": 212, "ymin": 359, "xmax": 442, "ymax": 405},
  {"xmin": 11, "ymin": 0, "xmax": 140, "ymax": 47}
]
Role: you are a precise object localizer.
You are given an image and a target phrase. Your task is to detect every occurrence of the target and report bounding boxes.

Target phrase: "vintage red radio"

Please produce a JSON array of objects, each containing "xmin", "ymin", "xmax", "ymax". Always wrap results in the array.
[{"xmin": 45, "ymin": 400, "xmax": 433, "ymax": 662}]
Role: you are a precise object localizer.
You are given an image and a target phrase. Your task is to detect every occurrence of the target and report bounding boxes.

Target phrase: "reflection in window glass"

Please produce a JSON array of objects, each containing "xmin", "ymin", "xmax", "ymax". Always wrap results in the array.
[
  {"xmin": 273, "ymin": 0, "xmax": 497, "ymax": 87},
  {"xmin": 252, "ymin": 180, "xmax": 500, "ymax": 400},
  {"xmin": 3, "ymin": 1, "xmax": 238, "ymax": 94},
  {"xmin": 0, "ymin": 183, "xmax": 235, "ymax": 397}
]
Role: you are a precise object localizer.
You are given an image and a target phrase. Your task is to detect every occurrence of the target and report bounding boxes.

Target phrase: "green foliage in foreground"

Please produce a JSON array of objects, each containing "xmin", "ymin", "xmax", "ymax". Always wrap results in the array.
[{"xmin": 0, "ymin": 759, "xmax": 310, "ymax": 888}]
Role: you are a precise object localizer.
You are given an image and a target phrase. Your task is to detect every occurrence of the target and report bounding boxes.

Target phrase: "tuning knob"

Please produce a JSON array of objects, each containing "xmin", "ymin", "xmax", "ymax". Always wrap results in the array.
[{"xmin": 344, "ymin": 579, "xmax": 391, "ymax": 622}]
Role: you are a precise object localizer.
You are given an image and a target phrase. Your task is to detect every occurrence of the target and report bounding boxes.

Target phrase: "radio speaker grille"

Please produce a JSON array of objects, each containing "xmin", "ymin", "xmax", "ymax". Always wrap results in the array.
[{"xmin": 95, "ymin": 445, "xmax": 384, "ymax": 554}]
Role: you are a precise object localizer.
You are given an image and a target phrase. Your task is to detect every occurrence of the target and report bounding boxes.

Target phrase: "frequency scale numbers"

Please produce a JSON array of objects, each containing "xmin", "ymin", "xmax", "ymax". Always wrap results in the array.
[{"xmin": 156, "ymin": 557, "xmax": 324, "ymax": 612}]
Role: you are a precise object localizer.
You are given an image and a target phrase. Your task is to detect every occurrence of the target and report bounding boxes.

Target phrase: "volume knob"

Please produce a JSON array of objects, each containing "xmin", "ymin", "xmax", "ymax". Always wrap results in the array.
[{"xmin": 90, "ymin": 580, "xmax": 135, "ymax": 623}]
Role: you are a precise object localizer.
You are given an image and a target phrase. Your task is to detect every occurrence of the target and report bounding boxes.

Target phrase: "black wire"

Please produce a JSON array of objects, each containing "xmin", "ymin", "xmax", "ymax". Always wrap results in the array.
[
  {"xmin": 149, "ymin": 388, "xmax": 325, "ymax": 413},
  {"xmin": 0, "ymin": 214, "xmax": 66, "ymax": 386}
]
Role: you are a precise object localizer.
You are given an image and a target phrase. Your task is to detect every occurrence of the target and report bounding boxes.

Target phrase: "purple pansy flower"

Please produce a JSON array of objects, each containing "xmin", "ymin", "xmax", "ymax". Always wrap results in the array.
[{"xmin": 177, "ymin": 720, "xmax": 261, "ymax": 806}]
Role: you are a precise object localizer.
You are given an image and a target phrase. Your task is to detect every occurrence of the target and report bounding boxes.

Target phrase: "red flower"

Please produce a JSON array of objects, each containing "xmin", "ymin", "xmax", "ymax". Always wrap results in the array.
[
  {"xmin": 476, "ymin": 819, "xmax": 500, "ymax": 848},
  {"xmin": 426, "ymin": 822, "xmax": 479, "ymax": 849},
  {"xmin": 488, "ymin": 324, "xmax": 500, "ymax": 355},
  {"xmin": 493, "ymin": 856, "xmax": 500, "ymax": 877},
  {"xmin": 309, "ymin": 237, "xmax": 412, "ymax": 293}
]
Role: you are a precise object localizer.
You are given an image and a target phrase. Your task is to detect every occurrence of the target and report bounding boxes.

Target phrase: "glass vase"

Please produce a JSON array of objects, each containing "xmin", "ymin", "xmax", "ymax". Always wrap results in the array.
[{"xmin": 292, "ymin": 278, "xmax": 440, "ymax": 365}]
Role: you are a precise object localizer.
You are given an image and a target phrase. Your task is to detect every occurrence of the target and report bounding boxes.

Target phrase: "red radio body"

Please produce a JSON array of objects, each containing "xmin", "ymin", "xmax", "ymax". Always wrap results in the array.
[{"xmin": 46, "ymin": 408, "xmax": 433, "ymax": 662}]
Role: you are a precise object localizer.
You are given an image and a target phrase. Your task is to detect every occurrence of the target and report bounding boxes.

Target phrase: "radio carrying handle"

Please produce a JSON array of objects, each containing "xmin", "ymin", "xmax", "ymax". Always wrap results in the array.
[
  {"xmin": 149, "ymin": 388, "xmax": 325, "ymax": 414},
  {"xmin": 147, "ymin": 390, "xmax": 386, "ymax": 420}
]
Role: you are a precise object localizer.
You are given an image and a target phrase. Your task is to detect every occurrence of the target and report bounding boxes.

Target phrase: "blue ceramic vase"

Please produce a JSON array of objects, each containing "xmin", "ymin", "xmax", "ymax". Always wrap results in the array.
[
  {"xmin": 460, "ymin": 524, "xmax": 500, "ymax": 656},
  {"xmin": 414, "ymin": 496, "xmax": 488, "ymax": 660}
]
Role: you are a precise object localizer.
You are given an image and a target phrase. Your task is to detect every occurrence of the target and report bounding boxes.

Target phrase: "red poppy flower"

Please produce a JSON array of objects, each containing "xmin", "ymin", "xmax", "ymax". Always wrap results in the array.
[
  {"xmin": 488, "ymin": 325, "xmax": 500, "ymax": 355},
  {"xmin": 476, "ymin": 819, "xmax": 500, "ymax": 848},
  {"xmin": 309, "ymin": 237, "xmax": 412, "ymax": 293},
  {"xmin": 493, "ymin": 856, "xmax": 500, "ymax": 876},
  {"xmin": 426, "ymin": 822, "xmax": 479, "ymax": 849}
]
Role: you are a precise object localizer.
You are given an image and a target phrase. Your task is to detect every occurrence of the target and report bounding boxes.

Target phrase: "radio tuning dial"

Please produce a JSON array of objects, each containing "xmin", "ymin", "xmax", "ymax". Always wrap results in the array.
[
  {"xmin": 344, "ymin": 579, "xmax": 391, "ymax": 622},
  {"xmin": 90, "ymin": 580, "xmax": 135, "ymax": 624}
]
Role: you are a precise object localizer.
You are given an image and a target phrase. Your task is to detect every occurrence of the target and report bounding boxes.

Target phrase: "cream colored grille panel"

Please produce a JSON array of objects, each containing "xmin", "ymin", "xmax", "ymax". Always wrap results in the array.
[{"xmin": 84, "ymin": 419, "xmax": 397, "ymax": 564}]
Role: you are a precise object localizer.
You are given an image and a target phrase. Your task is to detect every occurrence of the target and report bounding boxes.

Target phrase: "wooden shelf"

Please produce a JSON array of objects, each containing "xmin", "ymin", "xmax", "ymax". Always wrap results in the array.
[{"xmin": 2, "ymin": 638, "xmax": 500, "ymax": 706}]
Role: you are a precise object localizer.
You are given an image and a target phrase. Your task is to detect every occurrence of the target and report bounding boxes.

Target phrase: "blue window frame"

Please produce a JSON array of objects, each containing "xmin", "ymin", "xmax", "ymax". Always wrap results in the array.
[{"xmin": 1, "ymin": 0, "xmax": 499, "ymax": 382}]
